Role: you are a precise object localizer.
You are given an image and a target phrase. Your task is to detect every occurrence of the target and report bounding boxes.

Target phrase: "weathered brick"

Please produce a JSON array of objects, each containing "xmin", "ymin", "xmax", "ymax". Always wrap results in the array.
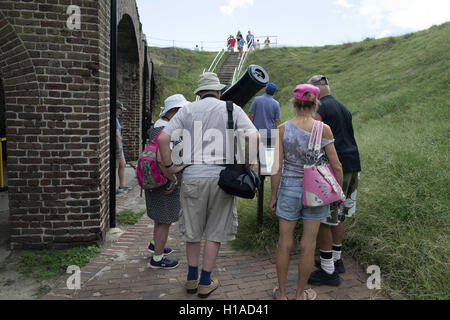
[{"xmin": 2, "ymin": 0, "xmax": 151, "ymax": 249}]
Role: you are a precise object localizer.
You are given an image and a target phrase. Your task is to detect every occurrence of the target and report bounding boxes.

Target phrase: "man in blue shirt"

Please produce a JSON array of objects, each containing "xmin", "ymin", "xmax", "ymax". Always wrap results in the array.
[{"xmin": 249, "ymin": 83, "xmax": 281, "ymax": 148}]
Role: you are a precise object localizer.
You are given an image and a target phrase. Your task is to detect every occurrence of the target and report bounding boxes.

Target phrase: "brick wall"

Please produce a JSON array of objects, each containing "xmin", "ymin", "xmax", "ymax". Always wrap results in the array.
[
  {"xmin": 0, "ymin": 0, "xmax": 151, "ymax": 249},
  {"xmin": 117, "ymin": 0, "xmax": 146, "ymax": 162}
]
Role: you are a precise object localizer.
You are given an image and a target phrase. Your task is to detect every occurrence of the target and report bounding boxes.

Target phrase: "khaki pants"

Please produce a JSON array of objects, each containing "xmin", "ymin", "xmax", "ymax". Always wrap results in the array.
[{"xmin": 179, "ymin": 178, "xmax": 238, "ymax": 243}]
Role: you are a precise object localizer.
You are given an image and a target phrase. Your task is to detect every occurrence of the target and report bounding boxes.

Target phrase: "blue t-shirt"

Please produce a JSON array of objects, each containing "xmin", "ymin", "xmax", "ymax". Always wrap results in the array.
[
  {"xmin": 249, "ymin": 93, "xmax": 281, "ymax": 138},
  {"xmin": 116, "ymin": 118, "xmax": 123, "ymax": 153}
]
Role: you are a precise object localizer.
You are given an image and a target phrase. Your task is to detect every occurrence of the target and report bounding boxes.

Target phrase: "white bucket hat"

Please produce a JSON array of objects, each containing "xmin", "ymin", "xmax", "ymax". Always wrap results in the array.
[
  {"xmin": 160, "ymin": 94, "xmax": 190, "ymax": 117},
  {"xmin": 194, "ymin": 72, "xmax": 227, "ymax": 95}
]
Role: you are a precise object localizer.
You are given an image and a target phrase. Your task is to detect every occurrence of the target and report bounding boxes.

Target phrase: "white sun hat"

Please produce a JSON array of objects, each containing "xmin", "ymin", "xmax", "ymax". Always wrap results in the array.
[
  {"xmin": 160, "ymin": 94, "xmax": 190, "ymax": 117},
  {"xmin": 194, "ymin": 72, "xmax": 227, "ymax": 95}
]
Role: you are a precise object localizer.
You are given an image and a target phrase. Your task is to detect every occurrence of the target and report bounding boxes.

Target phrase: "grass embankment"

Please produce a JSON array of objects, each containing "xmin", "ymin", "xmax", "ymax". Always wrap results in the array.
[
  {"xmin": 149, "ymin": 47, "xmax": 218, "ymax": 116},
  {"xmin": 150, "ymin": 24, "xmax": 449, "ymax": 299},
  {"xmin": 235, "ymin": 23, "xmax": 450, "ymax": 300}
]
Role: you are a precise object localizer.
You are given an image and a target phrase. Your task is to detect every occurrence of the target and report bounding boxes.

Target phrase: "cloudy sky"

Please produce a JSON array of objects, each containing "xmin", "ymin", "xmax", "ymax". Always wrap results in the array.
[{"xmin": 136, "ymin": 0, "xmax": 450, "ymax": 50}]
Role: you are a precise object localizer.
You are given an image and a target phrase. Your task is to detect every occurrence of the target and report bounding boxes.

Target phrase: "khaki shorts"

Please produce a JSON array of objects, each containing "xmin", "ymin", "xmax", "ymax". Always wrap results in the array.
[
  {"xmin": 179, "ymin": 178, "xmax": 238, "ymax": 243},
  {"xmin": 322, "ymin": 172, "xmax": 360, "ymax": 226}
]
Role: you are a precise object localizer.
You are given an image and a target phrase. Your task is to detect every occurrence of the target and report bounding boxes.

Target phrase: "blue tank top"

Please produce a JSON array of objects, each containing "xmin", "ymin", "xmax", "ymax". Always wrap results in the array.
[{"xmin": 282, "ymin": 121, "xmax": 334, "ymax": 187}]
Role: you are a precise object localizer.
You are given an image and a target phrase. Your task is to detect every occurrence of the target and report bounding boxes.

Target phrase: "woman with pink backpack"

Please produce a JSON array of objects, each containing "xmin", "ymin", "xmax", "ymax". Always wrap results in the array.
[
  {"xmin": 269, "ymin": 84, "xmax": 343, "ymax": 300},
  {"xmin": 145, "ymin": 94, "xmax": 190, "ymax": 270}
]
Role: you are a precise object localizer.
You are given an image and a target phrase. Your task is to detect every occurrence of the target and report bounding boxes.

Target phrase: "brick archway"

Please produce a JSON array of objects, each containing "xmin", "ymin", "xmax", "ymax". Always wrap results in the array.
[
  {"xmin": 117, "ymin": 14, "xmax": 141, "ymax": 161},
  {"xmin": 0, "ymin": 12, "xmax": 44, "ymax": 249},
  {"xmin": 0, "ymin": 0, "xmax": 152, "ymax": 249},
  {"xmin": 0, "ymin": 5, "xmax": 110, "ymax": 249}
]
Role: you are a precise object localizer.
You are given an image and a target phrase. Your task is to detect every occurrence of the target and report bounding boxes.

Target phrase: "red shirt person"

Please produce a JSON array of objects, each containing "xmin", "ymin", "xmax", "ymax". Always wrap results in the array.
[{"xmin": 229, "ymin": 36, "xmax": 236, "ymax": 52}]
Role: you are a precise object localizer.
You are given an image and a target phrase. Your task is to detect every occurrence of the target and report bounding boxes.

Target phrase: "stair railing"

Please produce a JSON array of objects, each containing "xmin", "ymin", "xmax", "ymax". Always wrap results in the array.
[
  {"xmin": 208, "ymin": 48, "xmax": 226, "ymax": 73},
  {"xmin": 232, "ymin": 49, "xmax": 249, "ymax": 85},
  {"xmin": 196, "ymin": 47, "xmax": 228, "ymax": 101}
]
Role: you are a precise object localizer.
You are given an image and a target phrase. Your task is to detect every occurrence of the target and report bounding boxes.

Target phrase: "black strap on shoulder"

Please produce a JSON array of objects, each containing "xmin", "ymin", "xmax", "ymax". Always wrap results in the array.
[
  {"xmin": 226, "ymin": 101, "xmax": 234, "ymax": 130},
  {"xmin": 226, "ymin": 101, "xmax": 237, "ymax": 166}
]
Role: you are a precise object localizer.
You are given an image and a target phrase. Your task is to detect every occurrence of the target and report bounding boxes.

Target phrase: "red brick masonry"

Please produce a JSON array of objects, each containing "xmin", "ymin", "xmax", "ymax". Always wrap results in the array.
[{"xmin": 42, "ymin": 215, "xmax": 387, "ymax": 301}]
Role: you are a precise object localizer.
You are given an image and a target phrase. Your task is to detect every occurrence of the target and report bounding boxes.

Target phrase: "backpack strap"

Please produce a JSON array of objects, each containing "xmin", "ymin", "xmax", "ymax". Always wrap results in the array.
[{"xmin": 150, "ymin": 127, "xmax": 165, "ymax": 144}]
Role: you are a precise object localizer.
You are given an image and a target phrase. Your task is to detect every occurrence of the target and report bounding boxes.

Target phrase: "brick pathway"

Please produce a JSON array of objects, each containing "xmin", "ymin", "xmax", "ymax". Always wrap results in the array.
[{"xmin": 42, "ymin": 214, "xmax": 386, "ymax": 301}]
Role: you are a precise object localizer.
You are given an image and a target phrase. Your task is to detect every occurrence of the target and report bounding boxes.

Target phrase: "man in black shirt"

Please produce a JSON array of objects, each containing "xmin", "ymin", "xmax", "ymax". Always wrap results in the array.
[{"xmin": 307, "ymin": 75, "xmax": 362, "ymax": 287}]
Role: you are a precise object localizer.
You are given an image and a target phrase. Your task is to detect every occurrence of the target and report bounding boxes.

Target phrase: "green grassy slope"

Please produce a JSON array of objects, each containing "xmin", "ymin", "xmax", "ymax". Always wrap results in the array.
[
  {"xmin": 149, "ymin": 47, "xmax": 217, "ymax": 108},
  {"xmin": 235, "ymin": 23, "xmax": 450, "ymax": 300}
]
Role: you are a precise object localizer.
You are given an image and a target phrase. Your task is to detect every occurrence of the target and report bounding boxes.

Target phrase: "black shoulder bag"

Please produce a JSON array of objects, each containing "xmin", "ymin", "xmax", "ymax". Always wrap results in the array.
[{"xmin": 218, "ymin": 101, "xmax": 261, "ymax": 199}]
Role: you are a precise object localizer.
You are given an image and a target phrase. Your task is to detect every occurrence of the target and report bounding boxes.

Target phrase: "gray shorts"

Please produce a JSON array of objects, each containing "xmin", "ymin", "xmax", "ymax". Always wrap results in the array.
[
  {"xmin": 179, "ymin": 178, "xmax": 238, "ymax": 243},
  {"xmin": 322, "ymin": 172, "xmax": 360, "ymax": 226}
]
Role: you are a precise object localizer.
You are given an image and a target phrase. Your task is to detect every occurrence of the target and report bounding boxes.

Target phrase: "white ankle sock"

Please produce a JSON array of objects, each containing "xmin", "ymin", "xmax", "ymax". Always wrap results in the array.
[
  {"xmin": 332, "ymin": 244, "xmax": 342, "ymax": 262},
  {"xmin": 320, "ymin": 250, "xmax": 335, "ymax": 275}
]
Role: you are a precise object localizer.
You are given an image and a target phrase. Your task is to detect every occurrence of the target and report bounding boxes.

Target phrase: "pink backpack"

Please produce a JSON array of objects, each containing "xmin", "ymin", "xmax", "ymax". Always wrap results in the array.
[
  {"xmin": 302, "ymin": 121, "xmax": 345, "ymax": 207},
  {"xmin": 137, "ymin": 130, "xmax": 168, "ymax": 190}
]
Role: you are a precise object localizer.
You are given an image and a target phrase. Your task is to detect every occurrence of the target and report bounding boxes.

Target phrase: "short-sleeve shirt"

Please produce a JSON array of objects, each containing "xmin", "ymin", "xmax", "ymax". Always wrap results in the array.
[
  {"xmin": 116, "ymin": 118, "xmax": 123, "ymax": 151},
  {"xmin": 282, "ymin": 121, "xmax": 335, "ymax": 187},
  {"xmin": 317, "ymin": 95, "xmax": 361, "ymax": 173},
  {"xmin": 164, "ymin": 97, "xmax": 257, "ymax": 178},
  {"xmin": 249, "ymin": 93, "xmax": 281, "ymax": 138}
]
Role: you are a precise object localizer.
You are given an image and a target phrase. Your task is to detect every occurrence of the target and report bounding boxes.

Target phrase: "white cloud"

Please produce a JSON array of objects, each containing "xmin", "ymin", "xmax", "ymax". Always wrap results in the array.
[
  {"xmin": 358, "ymin": 0, "xmax": 450, "ymax": 31},
  {"xmin": 220, "ymin": 0, "xmax": 254, "ymax": 15},
  {"xmin": 334, "ymin": 0, "xmax": 354, "ymax": 9}
]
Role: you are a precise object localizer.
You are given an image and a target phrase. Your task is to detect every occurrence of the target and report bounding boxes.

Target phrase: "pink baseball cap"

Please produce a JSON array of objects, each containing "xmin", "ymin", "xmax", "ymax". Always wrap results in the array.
[{"xmin": 293, "ymin": 84, "xmax": 320, "ymax": 102}]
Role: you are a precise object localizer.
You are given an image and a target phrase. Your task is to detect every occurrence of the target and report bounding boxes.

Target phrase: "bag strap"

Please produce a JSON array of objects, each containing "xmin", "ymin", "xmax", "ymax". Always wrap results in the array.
[
  {"xmin": 307, "ymin": 121, "xmax": 324, "ymax": 163},
  {"xmin": 314, "ymin": 121, "xmax": 324, "ymax": 154},
  {"xmin": 226, "ymin": 101, "xmax": 234, "ymax": 130},
  {"xmin": 226, "ymin": 101, "xmax": 238, "ymax": 166},
  {"xmin": 308, "ymin": 121, "xmax": 318, "ymax": 151}
]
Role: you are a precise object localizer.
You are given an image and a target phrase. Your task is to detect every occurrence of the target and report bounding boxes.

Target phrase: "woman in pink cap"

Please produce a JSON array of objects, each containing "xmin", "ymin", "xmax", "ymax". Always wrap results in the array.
[{"xmin": 269, "ymin": 84, "xmax": 343, "ymax": 300}]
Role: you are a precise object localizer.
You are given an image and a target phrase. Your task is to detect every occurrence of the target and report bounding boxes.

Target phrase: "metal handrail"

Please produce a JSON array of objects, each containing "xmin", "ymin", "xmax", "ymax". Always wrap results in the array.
[
  {"xmin": 232, "ymin": 49, "xmax": 249, "ymax": 84},
  {"xmin": 208, "ymin": 48, "xmax": 226, "ymax": 73}
]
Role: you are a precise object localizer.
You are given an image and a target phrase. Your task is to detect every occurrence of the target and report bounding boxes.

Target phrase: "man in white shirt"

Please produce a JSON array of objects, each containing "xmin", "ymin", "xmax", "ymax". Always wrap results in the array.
[{"xmin": 158, "ymin": 72, "xmax": 258, "ymax": 299}]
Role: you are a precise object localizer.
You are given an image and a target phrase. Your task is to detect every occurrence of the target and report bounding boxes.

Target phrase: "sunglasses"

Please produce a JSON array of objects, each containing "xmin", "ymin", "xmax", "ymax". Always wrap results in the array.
[{"xmin": 312, "ymin": 76, "xmax": 329, "ymax": 85}]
